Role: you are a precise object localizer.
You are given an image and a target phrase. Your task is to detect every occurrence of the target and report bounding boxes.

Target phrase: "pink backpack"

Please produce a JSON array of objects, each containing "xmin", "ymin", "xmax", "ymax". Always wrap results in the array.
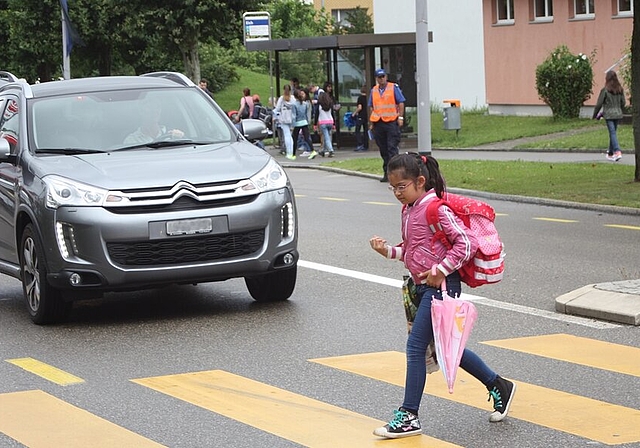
[{"xmin": 426, "ymin": 193, "xmax": 505, "ymax": 288}]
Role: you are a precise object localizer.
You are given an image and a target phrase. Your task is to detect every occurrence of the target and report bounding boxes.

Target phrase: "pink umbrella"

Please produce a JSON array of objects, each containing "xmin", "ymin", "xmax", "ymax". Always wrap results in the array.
[{"xmin": 430, "ymin": 266, "xmax": 478, "ymax": 393}]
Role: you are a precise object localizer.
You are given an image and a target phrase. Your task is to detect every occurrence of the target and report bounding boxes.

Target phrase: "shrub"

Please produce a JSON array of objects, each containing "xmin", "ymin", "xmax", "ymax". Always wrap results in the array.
[{"xmin": 536, "ymin": 45, "xmax": 595, "ymax": 118}]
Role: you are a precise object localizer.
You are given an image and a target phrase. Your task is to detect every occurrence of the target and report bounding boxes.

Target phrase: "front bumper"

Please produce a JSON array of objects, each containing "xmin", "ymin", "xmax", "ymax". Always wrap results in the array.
[{"xmin": 43, "ymin": 187, "xmax": 297, "ymax": 293}]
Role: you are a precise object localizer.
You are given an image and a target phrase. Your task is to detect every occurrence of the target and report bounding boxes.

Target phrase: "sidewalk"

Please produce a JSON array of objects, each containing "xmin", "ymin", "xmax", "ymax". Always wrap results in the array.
[{"xmin": 273, "ymin": 133, "xmax": 640, "ymax": 326}]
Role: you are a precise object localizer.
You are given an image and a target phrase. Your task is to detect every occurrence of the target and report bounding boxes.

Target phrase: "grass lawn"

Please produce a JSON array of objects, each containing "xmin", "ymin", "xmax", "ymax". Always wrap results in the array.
[
  {"xmin": 323, "ymin": 158, "xmax": 640, "ymax": 209},
  {"xmin": 429, "ymin": 113, "xmax": 598, "ymax": 148},
  {"xmin": 515, "ymin": 122, "xmax": 634, "ymax": 151}
]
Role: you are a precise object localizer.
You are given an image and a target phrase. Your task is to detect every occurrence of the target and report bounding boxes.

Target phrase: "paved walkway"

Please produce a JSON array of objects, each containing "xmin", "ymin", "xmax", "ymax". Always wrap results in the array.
[{"xmin": 273, "ymin": 131, "xmax": 640, "ymax": 326}]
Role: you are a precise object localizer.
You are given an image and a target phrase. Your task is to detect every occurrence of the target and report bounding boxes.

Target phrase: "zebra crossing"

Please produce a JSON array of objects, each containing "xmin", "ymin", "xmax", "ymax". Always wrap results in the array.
[{"xmin": 1, "ymin": 333, "xmax": 639, "ymax": 447}]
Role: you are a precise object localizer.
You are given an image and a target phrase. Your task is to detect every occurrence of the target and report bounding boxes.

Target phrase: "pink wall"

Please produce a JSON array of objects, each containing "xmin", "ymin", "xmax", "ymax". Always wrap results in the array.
[{"xmin": 483, "ymin": 0, "xmax": 632, "ymax": 107}]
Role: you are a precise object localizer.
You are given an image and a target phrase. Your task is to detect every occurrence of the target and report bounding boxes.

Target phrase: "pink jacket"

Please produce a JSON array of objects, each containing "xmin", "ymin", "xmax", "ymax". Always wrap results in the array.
[{"xmin": 388, "ymin": 190, "xmax": 478, "ymax": 284}]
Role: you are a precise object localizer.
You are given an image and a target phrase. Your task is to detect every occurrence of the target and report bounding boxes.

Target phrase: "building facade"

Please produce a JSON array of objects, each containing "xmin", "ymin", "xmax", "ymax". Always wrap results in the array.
[
  {"xmin": 312, "ymin": 0, "xmax": 634, "ymax": 116},
  {"xmin": 484, "ymin": 0, "xmax": 633, "ymax": 115}
]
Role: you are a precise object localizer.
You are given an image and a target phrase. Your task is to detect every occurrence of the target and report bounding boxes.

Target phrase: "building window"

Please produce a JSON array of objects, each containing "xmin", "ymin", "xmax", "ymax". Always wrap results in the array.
[
  {"xmin": 332, "ymin": 9, "xmax": 356, "ymax": 27},
  {"xmin": 574, "ymin": 0, "xmax": 594, "ymax": 16},
  {"xmin": 496, "ymin": 0, "xmax": 515, "ymax": 23},
  {"xmin": 617, "ymin": 0, "xmax": 633, "ymax": 16},
  {"xmin": 534, "ymin": 0, "xmax": 553, "ymax": 19}
]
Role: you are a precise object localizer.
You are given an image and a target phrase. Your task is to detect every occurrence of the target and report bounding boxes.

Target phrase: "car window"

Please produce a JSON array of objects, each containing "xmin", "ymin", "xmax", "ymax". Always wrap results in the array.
[
  {"xmin": 31, "ymin": 87, "xmax": 233, "ymax": 152},
  {"xmin": 0, "ymin": 97, "xmax": 19, "ymax": 153}
]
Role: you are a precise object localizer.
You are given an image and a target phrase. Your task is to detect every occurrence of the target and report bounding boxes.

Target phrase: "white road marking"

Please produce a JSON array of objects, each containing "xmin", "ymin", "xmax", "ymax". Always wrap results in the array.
[{"xmin": 298, "ymin": 260, "xmax": 620, "ymax": 329}]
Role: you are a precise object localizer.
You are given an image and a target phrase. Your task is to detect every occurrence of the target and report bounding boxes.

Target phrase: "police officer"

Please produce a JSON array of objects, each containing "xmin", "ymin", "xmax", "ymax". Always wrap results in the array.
[{"xmin": 369, "ymin": 69, "xmax": 406, "ymax": 182}]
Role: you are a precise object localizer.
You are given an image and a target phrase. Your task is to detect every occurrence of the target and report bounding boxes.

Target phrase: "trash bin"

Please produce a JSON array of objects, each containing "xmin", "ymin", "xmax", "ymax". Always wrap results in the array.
[{"xmin": 443, "ymin": 99, "xmax": 461, "ymax": 131}]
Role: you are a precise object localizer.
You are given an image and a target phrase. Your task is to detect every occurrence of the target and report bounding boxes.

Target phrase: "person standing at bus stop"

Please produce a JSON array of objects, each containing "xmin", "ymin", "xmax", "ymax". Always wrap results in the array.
[{"xmin": 369, "ymin": 68, "xmax": 406, "ymax": 182}]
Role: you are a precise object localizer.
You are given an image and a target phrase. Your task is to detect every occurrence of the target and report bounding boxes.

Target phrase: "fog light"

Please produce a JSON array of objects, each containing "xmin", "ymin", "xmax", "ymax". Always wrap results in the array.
[
  {"xmin": 283, "ymin": 253, "xmax": 294, "ymax": 265},
  {"xmin": 69, "ymin": 272, "xmax": 82, "ymax": 286}
]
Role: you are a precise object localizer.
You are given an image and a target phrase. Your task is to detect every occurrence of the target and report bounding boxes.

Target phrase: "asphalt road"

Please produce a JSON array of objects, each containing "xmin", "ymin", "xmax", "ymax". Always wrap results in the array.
[{"xmin": 0, "ymin": 168, "xmax": 639, "ymax": 448}]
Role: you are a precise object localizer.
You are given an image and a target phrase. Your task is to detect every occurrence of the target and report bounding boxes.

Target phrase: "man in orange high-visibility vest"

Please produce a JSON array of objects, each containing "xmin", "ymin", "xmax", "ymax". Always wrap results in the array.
[{"xmin": 369, "ymin": 68, "xmax": 406, "ymax": 182}]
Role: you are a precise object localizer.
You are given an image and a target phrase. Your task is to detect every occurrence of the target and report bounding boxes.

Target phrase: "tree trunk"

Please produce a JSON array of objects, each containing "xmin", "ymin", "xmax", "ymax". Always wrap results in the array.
[
  {"xmin": 633, "ymin": 0, "xmax": 640, "ymax": 181},
  {"xmin": 98, "ymin": 45, "xmax": 112, "ymax": 76},
  {"xmin": 181, "ymin": 40, "xmax": 201, "ymax": 84}
]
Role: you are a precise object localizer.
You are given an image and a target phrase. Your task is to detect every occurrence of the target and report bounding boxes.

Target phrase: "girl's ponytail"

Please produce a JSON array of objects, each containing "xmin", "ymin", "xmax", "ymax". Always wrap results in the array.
[{"xmin": 422, "ymin": 155, "xmax": 446, "ymax": 198}]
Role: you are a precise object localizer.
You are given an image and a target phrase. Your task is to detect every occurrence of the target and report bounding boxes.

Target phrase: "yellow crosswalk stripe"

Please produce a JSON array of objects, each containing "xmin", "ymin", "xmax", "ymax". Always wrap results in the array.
[
  {"xmin": 533, "ymin": 217, "xmax": 579, "ymax": 223},
  {"xmin": 319, "ymin": 197, "xmax": 349, "ymax": 202},
  {"xmin": 311, "ymin": 351, "xmax": 640, "ymax": 445},
  {"xmin": 605, "ymin": 224, "xmax": 640, "ymax": 230},
  {"xmin": 132, "ymin": 370, "xmax": 461, "ymax": 447},
  {"xmin": 0, "ymin": 390, "xmax": 165, "ymax": 448},
  {"xmin": 6, "ymin": 357, "xmax": 84, "ymax": 385},
  {"xmin": 482, "ymin": 333, "xmax": 640, "ymax": 377},
  {"xmin": 363, "ymin": 201, "xmax": 395, "ymax": 206}
]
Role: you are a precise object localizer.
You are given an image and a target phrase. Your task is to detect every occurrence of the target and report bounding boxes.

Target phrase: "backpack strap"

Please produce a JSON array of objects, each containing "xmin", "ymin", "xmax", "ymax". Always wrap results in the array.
[{"xmin": 425, "ymin": 198, "xmax": 453, "ymax": 250}]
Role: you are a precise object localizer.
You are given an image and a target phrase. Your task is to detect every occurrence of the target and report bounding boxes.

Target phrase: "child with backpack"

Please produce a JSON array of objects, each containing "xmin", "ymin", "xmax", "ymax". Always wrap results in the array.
[{"xmin": 369, "ymin": 152, "xmax": 516, "ymax": 439}]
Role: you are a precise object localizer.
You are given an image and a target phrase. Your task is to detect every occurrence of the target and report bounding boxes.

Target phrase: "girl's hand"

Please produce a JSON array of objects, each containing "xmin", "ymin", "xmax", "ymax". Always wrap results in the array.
[
  {"xmin": 369, "ymin": 235, "xmax": 388, "ymax": 257},
  {"xmin": 418, "ymin": 266, "xmax": 445, "ymax": 287}
]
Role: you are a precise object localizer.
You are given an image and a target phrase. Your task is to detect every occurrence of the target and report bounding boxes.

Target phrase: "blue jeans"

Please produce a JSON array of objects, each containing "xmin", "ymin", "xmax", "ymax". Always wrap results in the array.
[
  {"xmin": 606, "ymin": 119, "xmax": 620, "ymax": 155},
  {"xmin": 402, "ymin": 272, "xmax": 497, "ymax": 413},
  {"xmin": 280, "ymin": 123, "xmax": 293, "ymax": 156},
  {"xmin": 319, "ymin": 124, "xmax": 333, "ymax": 153}
]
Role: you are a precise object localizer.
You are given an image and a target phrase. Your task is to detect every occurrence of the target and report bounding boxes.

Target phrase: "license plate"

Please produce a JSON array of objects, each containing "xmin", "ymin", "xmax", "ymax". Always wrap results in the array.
[{"xmin": 166, "ymin": 218, "xmax": 213, "ymax": 236}]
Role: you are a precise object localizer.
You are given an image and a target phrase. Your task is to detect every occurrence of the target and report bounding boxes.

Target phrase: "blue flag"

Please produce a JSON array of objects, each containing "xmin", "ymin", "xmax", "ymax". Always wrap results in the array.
[{"xmin": 59, "ymin": 0, "xmax": 84, "ymax": 57}]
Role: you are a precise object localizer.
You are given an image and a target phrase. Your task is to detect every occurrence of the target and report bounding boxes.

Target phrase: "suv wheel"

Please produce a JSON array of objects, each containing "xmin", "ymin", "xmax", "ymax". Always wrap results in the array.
[
  {"xmin": 21, "ymin": 224, "xmax": 71, "ymax": 324},
  {"xmin": 245, "ymin": 265, "xmax": 297, "ymax": 302}
]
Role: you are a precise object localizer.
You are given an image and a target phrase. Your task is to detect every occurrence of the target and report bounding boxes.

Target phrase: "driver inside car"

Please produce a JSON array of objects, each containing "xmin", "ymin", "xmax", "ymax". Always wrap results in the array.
[{"xmin": 124, "ymin": 98, "xmax": 184, "ymax": 144}]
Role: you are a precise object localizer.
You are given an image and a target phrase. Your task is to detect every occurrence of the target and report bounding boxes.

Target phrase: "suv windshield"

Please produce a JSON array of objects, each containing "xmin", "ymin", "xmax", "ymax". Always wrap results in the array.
[{"xmin": 30, "ymin": 88, "xmax": 233, "ymax": 152}]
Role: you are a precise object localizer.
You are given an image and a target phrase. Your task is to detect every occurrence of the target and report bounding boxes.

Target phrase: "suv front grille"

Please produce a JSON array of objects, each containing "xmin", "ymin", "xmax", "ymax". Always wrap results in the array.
[
  {"xmin": 107, "ymin": 230, "xmax": 264, "ymax": 266},
  {"xmin": 106, "ymin": 195, "xmax": 256, "ymax": 215},
  {"xmin": 104, "ymin": 179, "xmax": 259, "ymax": 212}
]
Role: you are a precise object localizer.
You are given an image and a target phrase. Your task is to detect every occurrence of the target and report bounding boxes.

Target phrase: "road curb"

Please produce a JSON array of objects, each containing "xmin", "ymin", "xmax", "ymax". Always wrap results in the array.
[{"xmin": 555, "ymin": 284, "xmax": 640, "ymax": 326}]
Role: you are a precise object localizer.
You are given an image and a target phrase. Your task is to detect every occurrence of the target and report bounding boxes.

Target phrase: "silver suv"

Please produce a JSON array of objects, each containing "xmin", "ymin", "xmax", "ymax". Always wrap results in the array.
[{"xmin": 0, "ymin": 72, "xmax": 298, "ymax": 324}]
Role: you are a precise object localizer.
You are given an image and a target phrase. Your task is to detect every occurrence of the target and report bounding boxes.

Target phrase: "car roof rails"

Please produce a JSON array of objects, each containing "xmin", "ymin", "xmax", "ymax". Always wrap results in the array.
[
  {"xmin": 141, "ymin": 72, "xmax": 195, "ymax": 87},
  {"xmin": 0, "ymin": 71, "xmax": 21, "ymax": 83}
]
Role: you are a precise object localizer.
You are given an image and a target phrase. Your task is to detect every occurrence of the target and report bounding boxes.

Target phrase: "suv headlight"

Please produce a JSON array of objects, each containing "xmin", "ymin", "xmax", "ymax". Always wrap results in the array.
[
  {"xmin": 247, "ymin": 158, "xmax": 288, "ymax": 193},
  {"xmin": 44, "ymin": 175, "xmax": 108, "ymax": 209}
]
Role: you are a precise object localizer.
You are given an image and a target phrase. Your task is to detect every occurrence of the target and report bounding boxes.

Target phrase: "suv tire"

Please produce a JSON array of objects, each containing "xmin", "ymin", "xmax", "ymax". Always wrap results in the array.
[
  {"xmin": 245, "ymin": 265, "xmax": 297, "ymax": 302},
  {"xmin": 21, "ymin": 224, "xmax": 71, "ymax": 324}
]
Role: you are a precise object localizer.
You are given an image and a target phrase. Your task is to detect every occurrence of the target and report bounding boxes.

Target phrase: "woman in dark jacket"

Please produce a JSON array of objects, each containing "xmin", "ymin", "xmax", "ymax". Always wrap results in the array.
[{"xmin": 593, "ymin": 71, "xmax": 625, "ymax": 162}]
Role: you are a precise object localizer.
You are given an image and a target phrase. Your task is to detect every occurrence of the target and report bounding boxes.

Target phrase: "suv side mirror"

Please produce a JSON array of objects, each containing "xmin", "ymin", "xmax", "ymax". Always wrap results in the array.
[
  {"xmin": 0, "ymin": 138, "xmax": 11, "ymax": 162},
  {"xmin": 240, "ymin": 119, "xmax": 269, "ymax": 142}
]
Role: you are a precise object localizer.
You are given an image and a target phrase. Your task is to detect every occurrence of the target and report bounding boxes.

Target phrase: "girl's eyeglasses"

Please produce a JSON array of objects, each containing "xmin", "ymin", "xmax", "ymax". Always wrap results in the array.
[{"xmin": 388, "ymin": 181, "xmax": 414, "ymax": 193}]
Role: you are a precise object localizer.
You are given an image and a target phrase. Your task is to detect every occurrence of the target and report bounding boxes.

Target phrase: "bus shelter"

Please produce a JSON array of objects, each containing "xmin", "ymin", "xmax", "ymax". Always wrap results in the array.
[{"xmin": 245, "ymin": 33, "xmax": 417, "ymax": 148}]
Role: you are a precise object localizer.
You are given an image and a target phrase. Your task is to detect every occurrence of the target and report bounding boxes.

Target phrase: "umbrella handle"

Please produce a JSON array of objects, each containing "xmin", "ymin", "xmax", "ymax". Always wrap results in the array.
[{"xmin": 431, "ymin": 265, "xmax": 447, "ymax": 293}]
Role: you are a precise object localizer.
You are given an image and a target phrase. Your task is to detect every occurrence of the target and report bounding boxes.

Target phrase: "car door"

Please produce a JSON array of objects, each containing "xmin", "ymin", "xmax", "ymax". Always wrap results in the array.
[{"xmin": 0, "ymin": 94, "xmax": 22, "ymax": 265}]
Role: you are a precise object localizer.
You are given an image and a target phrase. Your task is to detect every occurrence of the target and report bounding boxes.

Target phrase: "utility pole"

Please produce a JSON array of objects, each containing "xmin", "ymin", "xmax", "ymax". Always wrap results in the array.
[{"xmin": 416, "ymin": 0, "xmax": 431, "ymax": 155}]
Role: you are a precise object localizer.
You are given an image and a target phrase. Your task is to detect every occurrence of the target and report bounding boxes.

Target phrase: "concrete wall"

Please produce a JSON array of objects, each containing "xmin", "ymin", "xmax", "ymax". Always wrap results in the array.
[{"xmin": 374, "ymin": 0, "xmax": 487, "ymax": 110}]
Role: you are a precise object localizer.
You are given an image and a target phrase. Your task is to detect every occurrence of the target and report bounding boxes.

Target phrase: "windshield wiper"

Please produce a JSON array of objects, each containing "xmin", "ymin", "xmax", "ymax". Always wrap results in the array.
[
  {"xmin": 114, "ymin": 139, "xmax": 212, "ymax": 151},
  {"xmin": 37, "ymin": 148, "xmax": 106, "ymax": 155}
]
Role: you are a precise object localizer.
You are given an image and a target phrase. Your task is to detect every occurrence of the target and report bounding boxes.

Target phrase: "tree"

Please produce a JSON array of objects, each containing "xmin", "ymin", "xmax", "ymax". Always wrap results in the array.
[
  {"xmin": 342, "ymin": 7, "xmax": 374, "ymax": 35},
  {"xmin": 119, "ymin": 0, "xmax": 259, "ymax": 83},
  {"xmin": 4, "ymin": 0, "xmax": 63, "ymax": 82}
]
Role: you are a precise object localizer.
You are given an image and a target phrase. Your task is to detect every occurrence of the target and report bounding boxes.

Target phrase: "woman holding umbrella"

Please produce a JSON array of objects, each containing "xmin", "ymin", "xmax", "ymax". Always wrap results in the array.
[{"xmin": 369, "ymin": 153, "xmax": 516, "ymax": 439}]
